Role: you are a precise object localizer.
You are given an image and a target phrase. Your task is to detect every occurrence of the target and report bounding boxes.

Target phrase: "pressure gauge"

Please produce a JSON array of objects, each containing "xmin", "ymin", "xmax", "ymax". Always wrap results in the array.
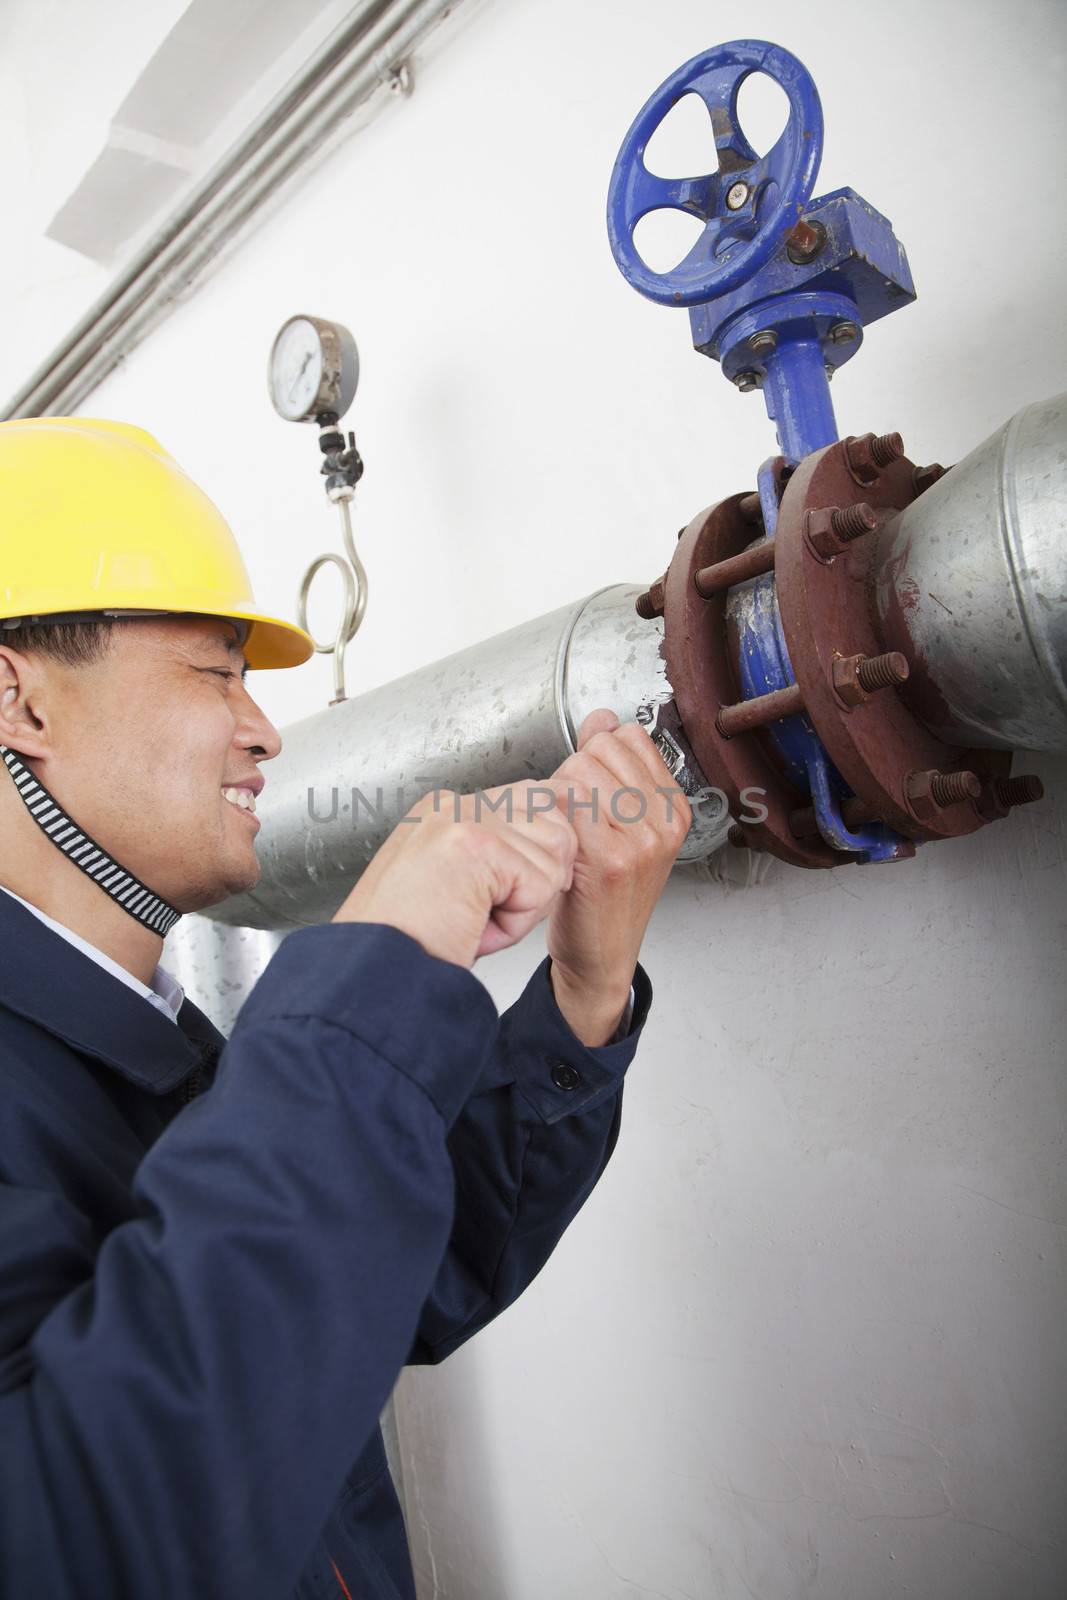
[{"xmin": 268, "ymin": 314, "xmax": 359, "ymax": 423}]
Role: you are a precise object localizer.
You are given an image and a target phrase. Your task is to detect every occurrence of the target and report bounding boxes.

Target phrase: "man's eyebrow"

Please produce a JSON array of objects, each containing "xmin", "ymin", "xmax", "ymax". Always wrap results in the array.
[{"xmin": 194, "ymin": 633, "xmax": 250, "ymax": 679}]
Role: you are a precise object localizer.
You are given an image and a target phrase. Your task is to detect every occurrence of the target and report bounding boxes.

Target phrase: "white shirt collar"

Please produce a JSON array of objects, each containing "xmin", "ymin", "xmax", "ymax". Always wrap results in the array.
[{"xmin": 0, "ymin": 882, "xmax": 185, "ymax": 1025}]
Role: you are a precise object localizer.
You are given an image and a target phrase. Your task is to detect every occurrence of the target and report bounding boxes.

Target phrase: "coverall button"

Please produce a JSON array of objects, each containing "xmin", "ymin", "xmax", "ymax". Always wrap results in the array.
[{"xmin": 550, "ymin": 1061, "xmax": 581, "ymax": 1091}]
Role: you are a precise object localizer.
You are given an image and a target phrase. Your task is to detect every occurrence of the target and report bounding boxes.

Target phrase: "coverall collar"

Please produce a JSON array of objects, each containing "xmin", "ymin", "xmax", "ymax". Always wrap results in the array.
[{"xmin": 0, "ymin": 889, "xmax": 224, "ymax": 1094}]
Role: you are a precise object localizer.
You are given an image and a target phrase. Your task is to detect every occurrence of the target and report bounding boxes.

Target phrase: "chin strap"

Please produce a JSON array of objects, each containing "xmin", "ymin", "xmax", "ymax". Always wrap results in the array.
[{"xmin": 0, "ymin": 745, "xmax": 182, "ymax": 937}]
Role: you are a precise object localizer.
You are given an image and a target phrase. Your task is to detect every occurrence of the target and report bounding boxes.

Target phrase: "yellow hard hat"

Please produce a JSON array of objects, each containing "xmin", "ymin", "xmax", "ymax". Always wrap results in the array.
[{"xmin": 0, "ymin": 416, "xmax": 313, "ymax": 669}]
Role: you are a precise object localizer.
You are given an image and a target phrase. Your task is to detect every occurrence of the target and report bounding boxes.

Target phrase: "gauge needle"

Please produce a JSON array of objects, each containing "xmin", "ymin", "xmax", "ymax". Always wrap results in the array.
[{"xmin": 288, "ymin": 353, "xmax": 312, "ymax": 402}]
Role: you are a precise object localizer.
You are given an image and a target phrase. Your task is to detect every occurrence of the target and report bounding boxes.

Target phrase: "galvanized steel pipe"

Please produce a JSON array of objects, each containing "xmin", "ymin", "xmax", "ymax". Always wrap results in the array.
[{"xmin": 875, "ymin": 392, "xmax": 1067, "ymax": 752}]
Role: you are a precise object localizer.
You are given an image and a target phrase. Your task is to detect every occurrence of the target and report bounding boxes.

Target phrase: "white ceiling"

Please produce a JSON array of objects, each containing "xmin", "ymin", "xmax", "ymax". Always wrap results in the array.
[{"xmin": 46, "ymin": 0, "xmax": 349, "ymax": 264}]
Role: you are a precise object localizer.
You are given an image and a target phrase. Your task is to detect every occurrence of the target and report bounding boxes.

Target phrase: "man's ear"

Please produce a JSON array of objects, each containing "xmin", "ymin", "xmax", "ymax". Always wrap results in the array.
[{"xmin": 0, "ymin": 645, "xmax": 50, "ymax": 762}]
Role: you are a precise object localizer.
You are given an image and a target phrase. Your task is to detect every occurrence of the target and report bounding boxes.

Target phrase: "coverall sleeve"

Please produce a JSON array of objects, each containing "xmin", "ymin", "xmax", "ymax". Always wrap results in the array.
[
  {"xmin": 0, "ymin": 923, "xmax": 499, "ymax": 1600},
  {"xmin": 409, "ymin": 952, "xmax": 653, "ymax": 1364}
]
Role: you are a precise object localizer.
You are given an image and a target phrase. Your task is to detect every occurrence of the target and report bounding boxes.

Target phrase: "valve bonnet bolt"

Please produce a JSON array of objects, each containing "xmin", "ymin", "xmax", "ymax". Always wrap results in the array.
[{"xmin": 829, "ymin": 321, "xmax": 859, "ymax": 345}]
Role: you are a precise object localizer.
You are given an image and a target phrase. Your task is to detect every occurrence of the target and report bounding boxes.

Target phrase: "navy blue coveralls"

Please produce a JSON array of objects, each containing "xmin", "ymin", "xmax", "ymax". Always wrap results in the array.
[{"xmin": 0, "ymin": 888, "xmax": 651, "ymax": 1597}]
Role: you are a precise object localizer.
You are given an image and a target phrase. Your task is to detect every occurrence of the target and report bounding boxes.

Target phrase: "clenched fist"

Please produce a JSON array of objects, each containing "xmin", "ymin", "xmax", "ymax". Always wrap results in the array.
[{"xmin": 332, "ymin": 779, "xmax": 579, "ymax": 969}]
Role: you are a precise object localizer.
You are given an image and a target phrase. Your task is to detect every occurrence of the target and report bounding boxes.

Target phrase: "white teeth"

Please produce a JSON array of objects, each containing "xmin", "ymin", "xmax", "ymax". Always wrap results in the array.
[{"xmin": 222, "ymin": 786, "xmax": 257, "ymax": 814}]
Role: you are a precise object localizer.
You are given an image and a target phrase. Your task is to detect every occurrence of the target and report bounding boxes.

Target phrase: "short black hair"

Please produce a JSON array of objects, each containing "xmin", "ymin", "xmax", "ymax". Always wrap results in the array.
[{"xmin": 0, "ymin": 617, "xmax": 137, "ymax": 668}]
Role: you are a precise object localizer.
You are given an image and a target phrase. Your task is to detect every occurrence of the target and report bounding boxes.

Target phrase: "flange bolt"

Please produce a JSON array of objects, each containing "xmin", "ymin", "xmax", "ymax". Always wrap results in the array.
[
  {"xmin": 913, "ymin": 462, "xmax": 947, "ymax": 495},
  {"xmin": 912, "ymin": 770, "xmax": 981, "ymax": 807},
  {"xmin": 930, "ymin": 770, "xmax": 981, "ymax": 806},
  {"xmin": 995, "ymin": 775, "xmax": 1044, "ymax": 808},
  {"xmin": 828, "ymin": 321, "xmax": 859, "ymax": 346},
  {"xmin": 905, "ymin": 767, "xmax": 980, "ymax": 820},
  {"xmin": 833, "ymin": 650, "xmax": 909, "ymax": 706},
  {"xmin": 856, "ymin": 652, "xmax": 910, "ymax": 692},
  {"xmin": 869, "ymin": 432, "xmax": 904, "ymax": 467},
  {"xmin": 831, "ymin": 502, "xmax": 879, "ymax": 541},
  {"xmin": 846, "ymin": 431, "xmax": 906, "ymax": 484},
  {"xmin": 635, "ymin": 576, "xmax": 666, "ymax": 619}
]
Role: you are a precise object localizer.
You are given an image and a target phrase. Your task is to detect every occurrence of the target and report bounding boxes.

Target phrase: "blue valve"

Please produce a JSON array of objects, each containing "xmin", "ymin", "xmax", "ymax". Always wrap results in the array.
[
  {"xmin": 606, "ymin": 40, "xmax": 823, "ymax": 308},
  {"xmin": 606, "ymin": 36, "xmax": 915, "ymax": 462},
  {"xmin": 611, "ymin": 40, "xmax": 918, "ymax": 867}
]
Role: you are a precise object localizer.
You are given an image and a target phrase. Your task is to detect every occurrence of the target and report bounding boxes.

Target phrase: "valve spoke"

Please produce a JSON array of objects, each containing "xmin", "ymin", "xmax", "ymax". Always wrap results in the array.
[
  {"xmin": 686, "ymin": 62, "xmax": 759, "ymax": 174},
  {"xmin": 626, "ymin": 168, "xmax": 718, "ymax": 228},
  {"xmin": 674, "ymin": 214, "xmax": 750, "ymax": 276}
]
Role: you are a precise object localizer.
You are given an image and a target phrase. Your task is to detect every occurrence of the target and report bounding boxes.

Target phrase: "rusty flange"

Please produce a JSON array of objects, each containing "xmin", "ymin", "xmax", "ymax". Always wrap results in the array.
[
  {"xmin": 661, "ymin": 492, "xmax": 840, "ymax": 868},
  {"xmin": 773, "ymin": 437, "xmax": 1010, "ymax": 842}
]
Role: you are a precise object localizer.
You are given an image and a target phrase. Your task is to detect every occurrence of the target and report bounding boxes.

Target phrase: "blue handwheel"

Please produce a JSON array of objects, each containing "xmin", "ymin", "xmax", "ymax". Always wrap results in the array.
[{"xmin": 607, "ymin": 40, "xmax": 823, "ymax": 307}]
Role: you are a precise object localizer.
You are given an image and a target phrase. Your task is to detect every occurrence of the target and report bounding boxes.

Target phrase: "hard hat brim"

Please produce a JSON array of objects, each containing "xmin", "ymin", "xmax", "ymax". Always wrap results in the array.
[
  {"xmin": 0, "ymin": 604, "xmax": 315, "ymax": 671},
  {"xmin": 221, "ymin": 608, "xmax": 315, "ymax": 670}
]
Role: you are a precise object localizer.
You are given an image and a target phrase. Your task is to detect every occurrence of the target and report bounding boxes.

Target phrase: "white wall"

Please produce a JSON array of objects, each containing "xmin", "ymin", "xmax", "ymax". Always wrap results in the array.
[{"xmin": 15, "ymin": 1, "xmax": 1067, "ymax": 1595}]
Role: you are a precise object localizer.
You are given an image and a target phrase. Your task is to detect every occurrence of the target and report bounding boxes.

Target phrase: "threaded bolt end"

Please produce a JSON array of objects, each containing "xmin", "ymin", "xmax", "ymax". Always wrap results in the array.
[
  {"xmin": 856, "ymin": 651, "xmax": 910, "ymax": 692},
  {"xmin": 931, "ymin": 770, "xmax": 981, "ymax": 806},
  {"xmin": 870, "ymin": 432, "xmax": 904, "ymax": 468},
  {"xmin": 635, "ymin": 575, "xmax": 666, "ymax": 620},
  {"xmin": 830, "ymin": 502, "xmax": 879, "ymax": 541},
  {"xmin": 995, "ymin": 774, "xmax": 1045, "ymax": 808}
]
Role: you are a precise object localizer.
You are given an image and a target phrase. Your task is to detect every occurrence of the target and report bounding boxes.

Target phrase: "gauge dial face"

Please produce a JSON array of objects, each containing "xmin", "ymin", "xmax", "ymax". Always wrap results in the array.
[{"xmin": 268, "ymin": 315, "xmax": 359, "ymax": 423}]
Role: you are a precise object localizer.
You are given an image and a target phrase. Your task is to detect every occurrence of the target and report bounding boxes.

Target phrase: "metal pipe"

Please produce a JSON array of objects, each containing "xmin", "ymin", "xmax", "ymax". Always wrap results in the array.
[
  {"xmin": 874, "ymin": 393, "xmax": 1067, "ymax": 751},
  {"xmin": 3, "ymin": 0, "xmax": 459, "ymax": 418},
  {"xmin": 203, "ymin": 584, "xmax": 731, "ymax": 931}
]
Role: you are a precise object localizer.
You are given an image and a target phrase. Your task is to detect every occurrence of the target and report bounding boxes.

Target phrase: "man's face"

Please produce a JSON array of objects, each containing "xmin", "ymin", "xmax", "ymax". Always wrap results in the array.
[{"xmin": 35, "ymin": 616, "xmax": 282, "ymax": 912}]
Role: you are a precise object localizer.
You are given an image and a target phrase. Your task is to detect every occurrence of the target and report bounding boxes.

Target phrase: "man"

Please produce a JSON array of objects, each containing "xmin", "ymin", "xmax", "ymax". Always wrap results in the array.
[{"xmin": 0, "ymin": 417, "xmax": 689, "ymax": 1597}]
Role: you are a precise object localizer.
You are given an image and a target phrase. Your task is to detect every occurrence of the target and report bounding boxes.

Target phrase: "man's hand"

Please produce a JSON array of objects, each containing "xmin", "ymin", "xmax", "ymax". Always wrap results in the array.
[
  {"xmin": 544, "ymin": 709, "xmax": 692, "ymax": 1045},
  {"xmin": 332, "ymin": 781, "xmax": 578, "ymax": 969}
]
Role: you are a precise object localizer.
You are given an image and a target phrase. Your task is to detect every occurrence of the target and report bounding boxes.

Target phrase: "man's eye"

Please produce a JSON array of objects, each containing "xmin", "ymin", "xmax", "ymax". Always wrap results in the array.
[{"xmin": 207, "ymin": 669, "xmax": 236, "ymax": 682}]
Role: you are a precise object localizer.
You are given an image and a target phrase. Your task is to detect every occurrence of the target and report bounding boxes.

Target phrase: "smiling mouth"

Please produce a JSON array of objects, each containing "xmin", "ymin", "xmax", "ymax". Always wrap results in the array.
[{"xmin": 222, "ymin": 786, "xmax": 259, "ymax": 819}]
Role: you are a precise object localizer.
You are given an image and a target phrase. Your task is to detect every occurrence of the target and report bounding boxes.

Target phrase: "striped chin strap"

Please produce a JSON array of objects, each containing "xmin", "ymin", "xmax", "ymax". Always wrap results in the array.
[{"xmin": 0, "ymin": 745, "xmax": 182, "ymax": 937}]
